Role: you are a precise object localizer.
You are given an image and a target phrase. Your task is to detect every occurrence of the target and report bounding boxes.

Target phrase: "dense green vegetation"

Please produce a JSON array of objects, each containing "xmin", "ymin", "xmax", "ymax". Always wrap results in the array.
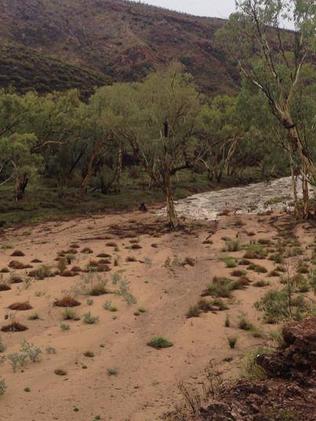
[
  {"xmin": 0, "ymin": 0, "xmax": 315, "ymax": 228},
  {"xmin": 0, "ymin": 65, "xmax": 289, "ymax": 228}
]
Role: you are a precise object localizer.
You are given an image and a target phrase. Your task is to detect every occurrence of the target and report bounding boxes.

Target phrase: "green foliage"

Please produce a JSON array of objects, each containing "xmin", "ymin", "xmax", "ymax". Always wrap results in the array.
[
  {"xmin": 7, "ymin": 352, "xmax": 28, "ymax": 372},
  {"xmin": 82, "ymin": 312, "xmax": 99, "ymax": 325},
  {"xmin": 147, "ymin": 337, "xmax": 173, "ymax": 349},
  {"xmin": 0, "ymin": 378, "xmax": 7, "ymax": 396},
  {"xmin": 20, "ymin": 340, "xmax": 42, "ymax": 363},
  {"xmin": 203, "ymin": 276, "xmax": 246, "ymax": 298},
  {"xmin": 255, "ymin": 288, "xmax": 314, "ymax": 324},
  {"xmin": 223, "ymin": 239, "xmax": 241, "ymax": 252},
  {"xmin": 242, "ymin": 347, "xmax": 271, "ymax": 380},
  {"xmin": 103, "ymin": 301, "xmax": 118, "ymax": 312},
  {"xmin": 221, "ymin": 256, "xmax": 237, "ymax": 268},
  {"xmin": 227, "ymin": 336, "xmax": 237, "ymax": 349}
]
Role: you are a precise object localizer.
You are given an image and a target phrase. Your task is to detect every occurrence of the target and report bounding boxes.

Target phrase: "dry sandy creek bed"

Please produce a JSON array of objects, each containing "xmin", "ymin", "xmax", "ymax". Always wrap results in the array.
[{"xmin": 0, "ymin": 177, "xmax": 315, "ymax": 420}]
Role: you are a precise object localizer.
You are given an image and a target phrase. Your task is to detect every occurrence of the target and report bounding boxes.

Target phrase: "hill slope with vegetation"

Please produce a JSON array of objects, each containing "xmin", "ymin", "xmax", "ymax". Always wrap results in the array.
[{"xmin": 0, "ymin": 0, "xmax": 238, "ymax": 94}]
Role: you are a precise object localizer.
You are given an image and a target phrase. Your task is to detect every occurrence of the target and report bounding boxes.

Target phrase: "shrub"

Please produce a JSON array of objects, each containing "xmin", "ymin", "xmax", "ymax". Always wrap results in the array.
[
  {"xmin": 253, "ymin": 280, "xmax": 270, "ymax": 288},
  {"xmin": 82, "ymin": 312, "xmax": 99, "ymax": 325},
  {"xmin": 77, "ymin": 273, "xmax": 108, "ymax": 296},
  {"xmin": 247, "ymin": 263, "xmax": 268, "ymax": 273},
  {"xmin": 230, "ymin": 269, "xmax": 246, "ymax": 277},
  {"xmin": 81, "ymin": 247, "xmax": 93, "ymax": 254},
  {"xmin": 242, "ymin": 348, "xmax": 271, "ymax": 380},
  {"xmin": 8, "ymin": 302, "xmax": 32, "ymax": 311},
  {"xmin": 186, "ymin": 305, "xmax": 201, "ymax": 318},
  {"xmin": 147, "ymin": 337, "xmax": 173, "ymax": 349},
  {"xmin": 224, "ymin": 239, "xmax": 241, "ymax": 252},
  {"xmin": 221, "ymin": 256, "xmax": 237, "ymax": 268},
  {"xmin": 0, "ymin": 378, "xmax": 6, "ymax": 395},
  {"xmin": 309, "ymin": 270, "xmax": 316, "ymax": 294},
  {"xmin": 238, "ymin": 258, "xmax": 251, "ymax": 266},
  {"xmin": 238, "ymin": 315, "xmax": 254, "ymax": 331},
  {"xmin": 62, "ymin": 308, "xmax": 79, "ymax": 320},
  {"xmin": 28, "ymin": 313, "xmax": 40, "ymax": 320},
  {"xmin": 227, "ymin": 336, "xmax": 237, "ymax": 349},
  {"xmin": 202, "ymin": 275, "xmax": 249, "ymax": 299},
  {"xmin": 11, "ymin": 250, "xmax": 25, "ymax": 257},
  {"xmin": 268, "ymin": 270, "xmax": 280, "ymax": 277},
  {"xmin": 9, "ymin": 261, "xmax": 31, "ymax": 270},
  {"xmin": 115, "ymin": 280, "xmax": 137, "ymax": 305},
  {"xmin": 199, "ymin": 298, "xmax": 228, "ymax": 312},
  {"xmin": 0, "ymin": 283, "xmax": 11, "ymax": 291},
  {"xmin": 9, "ymin": 274, "xmax": 24, "ymax": 284},
  {"xmin": 57, "ymin": 258, "xmax": 67, "ymax": 274},
  {"xmin": 54, "ymin": 369, "xmax": 67, "ymax": 376},
  {"xmin": 46, "ymin": 346, "xmax": 57, "ymax": 354},
  {"xmin": 54, "ymin": 296, "xmax": 81, "ymax": 307},
  {"xmin": 20, "ymin": 340, "xmax": 41, "ymax": 363},
  {"xmin": 29, "ymin": 265, "xmax": 52, "ymax": 280},
  {"xmin": 269, "ymin": 254, "xmax": 284, "ymax": 264},
  {"xmin": 107, "ymin": 368, "xmax": 118, "ymax": 376},
  {"xmin": 0, "ymin": 337, "xmax": 6, "ymax": 353},
  {"xmin": 243, "ymin": 243, "xmax": 267, "ymax": 259},
  {"xmin": 1, "ymin": 322, "xmax": 28, "ymax": 332},
  {"xmin": 202, "ymin": 277, "xmax": 235, "ymax": 298},
  {"xmin": 7, "ymin": 352, "xmax": 28, "ymax": 372},
  {"xmin": 103, "ymin": 301, "xmax": 118, "ymax": 312},
  {"xmin": 255, "ymin": 289, "xmax": 314, "ymax": 323}
]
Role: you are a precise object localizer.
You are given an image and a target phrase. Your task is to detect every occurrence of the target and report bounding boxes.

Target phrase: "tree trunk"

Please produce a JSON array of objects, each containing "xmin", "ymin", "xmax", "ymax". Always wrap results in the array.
[
  {"xmin": 164, "ymin": 173, "xmax": 178, "ymax": 230},
  {"xmin": 15, "ymin": 173, "xmax": 29, "ymax": 201},
  {"xmin": 290, "ymin": 161, "xmax": 299, "ymax": 217},
  {"xmin": 281, "ymin": 114, "xmax": 314, "ymax": 218},
  {"xmin": 80, "ymin": 141, "xmax": 102, "ymax": 195},
  {"xmin": 115, "ymin": 142, "xmax": 122, "ymax": 192},
  {"xmin": 302, "ymin": 173, "xmax": 309, "ymax": 219}
]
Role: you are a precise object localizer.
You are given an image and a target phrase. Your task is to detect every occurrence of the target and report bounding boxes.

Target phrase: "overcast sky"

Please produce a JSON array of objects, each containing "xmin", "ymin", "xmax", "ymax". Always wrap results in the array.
[{"xmin": 138, "ymin": 0, "xmax": 236, "ymax": 19}]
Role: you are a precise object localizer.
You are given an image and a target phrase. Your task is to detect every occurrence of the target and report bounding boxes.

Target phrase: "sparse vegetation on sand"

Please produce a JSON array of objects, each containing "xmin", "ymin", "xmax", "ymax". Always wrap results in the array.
[{"xmin": 147, "ymin": 337, "xmax": 173, "ymax": 349}]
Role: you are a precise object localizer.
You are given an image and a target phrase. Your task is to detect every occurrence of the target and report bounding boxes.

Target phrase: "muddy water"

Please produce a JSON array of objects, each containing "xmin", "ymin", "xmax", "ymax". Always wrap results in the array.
[{"xmin": 170, "ymin": 177, "xmax": 314, "ymax": 221}]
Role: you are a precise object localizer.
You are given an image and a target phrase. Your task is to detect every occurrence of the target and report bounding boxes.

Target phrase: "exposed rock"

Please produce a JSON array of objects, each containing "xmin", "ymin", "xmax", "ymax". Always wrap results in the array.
[
  {"xmin": 257, "ymin": 317, "xmax": 316, "ymax": 382},
  {"xmin": 188, "ymin": 318, "xmax": 316, "ymax": 421},
  {"xmin": 159, "ymin": 177, "xmax": 314, "ymax": 220}
]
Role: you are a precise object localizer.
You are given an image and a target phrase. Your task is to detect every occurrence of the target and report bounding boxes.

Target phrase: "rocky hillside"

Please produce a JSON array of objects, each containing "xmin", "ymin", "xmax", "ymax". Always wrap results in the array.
[{"xmin": 0, "ymin": 0, "xmax": 238, "ymax": 95}]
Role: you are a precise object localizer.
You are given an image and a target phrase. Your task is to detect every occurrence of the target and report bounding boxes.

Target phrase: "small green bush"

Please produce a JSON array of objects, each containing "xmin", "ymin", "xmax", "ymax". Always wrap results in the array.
[
  {"xmin": 103, "ymin": 301, "xmax": 118, "ymax": 312},
  {"xmin": 147, "ymin": 337, "xmax": 173, "ymax": 349},
  {"xmin": 227, "ymin": 336, "xmax": 237, "ymax": 349},
  {"xmin": 82, "ymin": 312, "xmax": 99, "ymax": 325},
  {"xmin": 0, "ymin": 378, "xmax": 7, "ymax": 395},
  {"xmin": 221, "ymin": 256, "xmax": 237, "ymax": 268}
]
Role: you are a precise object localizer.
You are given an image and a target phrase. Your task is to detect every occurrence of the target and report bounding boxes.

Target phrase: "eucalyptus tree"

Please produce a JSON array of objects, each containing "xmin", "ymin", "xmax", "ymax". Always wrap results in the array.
[
  {"xmin": 0, "ymin": 91, "xmax": 42, "ymax": 200},
  {"xmin": 217, "ymin": 0, "xmax": 316, "ymax": 217},
  {"xmin": 92, "ymin": 66, "xmax": 201, "ymax": 229},
  {"xmin": 19, "ymin": 90, "xmax": 83, "ymax": 193},
  {"xmin": 132, "ymin": 67, "xmax": 201, "ymax": 229},
  {"xmin": 198, "ymin": 95, "xmax": 243, "ymax": 182}
]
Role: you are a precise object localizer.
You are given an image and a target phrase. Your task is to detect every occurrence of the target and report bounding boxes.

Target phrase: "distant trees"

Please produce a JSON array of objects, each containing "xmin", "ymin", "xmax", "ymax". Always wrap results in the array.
[
  {"xmin": 217, "ymin": 0, "xmax": 316, "ymax": 217},
  {"xmin": 0, "ymin": 50, "xmax": 315, "ymax": 224},
  {"xmin": 0, "ymin": 92, "xmax": 42, "ymax": 200},
  {"xmin": 198, "ymin": 95, "xmax": 242, "ymax": 182}
]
